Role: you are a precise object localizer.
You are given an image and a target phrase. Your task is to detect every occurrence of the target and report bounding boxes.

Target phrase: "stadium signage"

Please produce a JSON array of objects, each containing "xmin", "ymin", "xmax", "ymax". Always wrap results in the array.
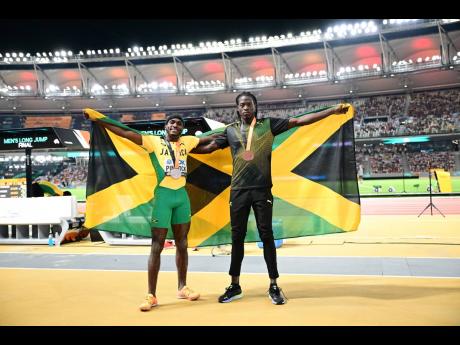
[
  {"xmin": 0, "ymin": 131, "xmax": 60, "ymax": 150},
  {"xmin": 0, "ymin": 127, "xmax": 88, "ymax": 151},
  {"xmin": 3, "ymin": 136, "xmax": 50, "ymax": 148}
]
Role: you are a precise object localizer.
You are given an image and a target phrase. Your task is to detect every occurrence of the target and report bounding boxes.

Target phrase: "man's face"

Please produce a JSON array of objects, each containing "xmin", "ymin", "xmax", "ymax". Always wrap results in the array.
[
  {"xmin": 165, "ymin": 118, "xmax": 184, "ymax": 137},
  {"xmin": 237, "ymin": 95, "xmax": 256, "ymax": 123}
]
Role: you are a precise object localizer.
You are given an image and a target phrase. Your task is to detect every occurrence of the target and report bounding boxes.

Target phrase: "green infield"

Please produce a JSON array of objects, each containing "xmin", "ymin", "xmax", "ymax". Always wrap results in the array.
[{"xmin": 359, "ymin": 176, "xmax": 460, "ymax": 195}]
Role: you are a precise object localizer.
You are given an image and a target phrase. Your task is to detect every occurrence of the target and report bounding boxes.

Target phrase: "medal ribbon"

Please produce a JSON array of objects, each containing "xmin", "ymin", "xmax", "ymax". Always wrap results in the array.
[
  {"xmin": 163, "ymin": 138, "xmax": 180, "ymax": 170},
  {"xmin": 246, "ymin": 117, "xmax": 256, "ymax": 152}
]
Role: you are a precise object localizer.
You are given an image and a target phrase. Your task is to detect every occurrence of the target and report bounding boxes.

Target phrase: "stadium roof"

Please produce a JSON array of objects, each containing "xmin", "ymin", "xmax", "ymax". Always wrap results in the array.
[{"xmin": 1, "ymin": 19, "xmax": 459, "ymax": 113}]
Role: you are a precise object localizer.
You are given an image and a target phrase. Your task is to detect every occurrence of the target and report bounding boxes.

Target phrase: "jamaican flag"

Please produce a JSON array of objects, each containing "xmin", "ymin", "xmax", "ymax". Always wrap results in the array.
[
  {"xmin": 36, "ymin": 180, "xmax": 64, "ymax": 196},
  {"xmin": 84, "ymin": 106, "xmax": 360, "ymax": 247}
]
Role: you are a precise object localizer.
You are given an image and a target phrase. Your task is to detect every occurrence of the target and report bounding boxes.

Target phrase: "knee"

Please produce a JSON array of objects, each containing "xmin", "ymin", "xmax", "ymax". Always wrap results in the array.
[
  {"xmin": 259, "ymin": 231, "xmax": 274, "ymax": 242},
  {"xmin": 175, "ymin": 238, "xmax": 188, "ymax": 251},
  {"xmin": 151, "ymin": 238, "xmax": 165, "ymax": 253},
  {"xmin": 232, "ymin": 231, "xmax": 246, "ymax": 243}
]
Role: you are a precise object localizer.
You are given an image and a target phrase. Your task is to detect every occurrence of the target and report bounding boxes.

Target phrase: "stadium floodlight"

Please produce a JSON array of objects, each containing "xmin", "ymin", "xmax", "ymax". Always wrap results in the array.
[{"xmin": 115, "ymin": 48, "xmax": 120, "ymax": 54}]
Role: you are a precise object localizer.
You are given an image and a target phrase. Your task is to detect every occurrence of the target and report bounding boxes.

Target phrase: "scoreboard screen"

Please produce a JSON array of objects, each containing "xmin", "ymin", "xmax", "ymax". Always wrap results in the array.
[
  {"xmin": 0, "ymin": 178, "xmax": 27, "ymax": 198},
  {"xmin": 0, "ymin": 127, "xmax": 90, "ymax": 151},
  {"xmin": 0, "ymin": 128, "xmax": 62, "ymax": 150}
]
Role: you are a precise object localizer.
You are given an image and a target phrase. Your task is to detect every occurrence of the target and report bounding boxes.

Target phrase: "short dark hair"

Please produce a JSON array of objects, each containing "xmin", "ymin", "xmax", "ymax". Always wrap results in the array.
[
  {"xmin": 165, "ymin": 114, "xmax": 184, "ymax": 125},
  {"xmin": 235, "ymin": 91, "xmax": 258, "ymax": 116}
]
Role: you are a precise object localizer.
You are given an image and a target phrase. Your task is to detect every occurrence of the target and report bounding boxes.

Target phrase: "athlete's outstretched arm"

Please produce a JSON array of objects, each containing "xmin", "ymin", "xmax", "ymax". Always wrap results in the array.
[
  {"xmin": 287, "ymin": 104, "xmax": 349, "ymax": 129},
  {"xmin": 191, "ymin": 134, "xmax": 223, "ymax": 154},
  {"xmin": 84, "ymin": 110, "xmax": 142, "ymax": 145}
]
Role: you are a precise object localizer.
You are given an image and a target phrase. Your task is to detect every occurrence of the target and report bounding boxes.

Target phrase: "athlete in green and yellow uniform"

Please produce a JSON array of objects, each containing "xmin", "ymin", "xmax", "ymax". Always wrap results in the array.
[{"xmin": 84, "ymin": 111, "xmax": 219, "ymax": 311}]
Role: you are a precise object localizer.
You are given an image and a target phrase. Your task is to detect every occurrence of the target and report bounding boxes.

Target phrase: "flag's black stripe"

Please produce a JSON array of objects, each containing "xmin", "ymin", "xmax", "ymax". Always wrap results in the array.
[
  {"xmin": 86, "ymin": 124, "xmax": 138, "ymax": 197},
  {"xmin": 186, "ymin": 156, "xmax": 232, "ymax": 215},
  {"xmin": 292, "ymin": 119, "xmax": 360, "ymax": 205}
]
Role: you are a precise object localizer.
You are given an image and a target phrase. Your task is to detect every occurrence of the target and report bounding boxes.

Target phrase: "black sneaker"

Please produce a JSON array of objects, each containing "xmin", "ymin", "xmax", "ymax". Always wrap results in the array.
[
  {"xmin": 268, "ymin": 284, "xmax": 286, "ymax": 305},
  {"xmin": 218, "ymin": 284, "xmax": 243, "ymax": 303}
]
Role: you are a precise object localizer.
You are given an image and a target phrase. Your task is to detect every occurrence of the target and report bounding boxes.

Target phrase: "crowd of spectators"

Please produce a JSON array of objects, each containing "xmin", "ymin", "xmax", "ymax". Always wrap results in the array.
[
  {"xmin": 45, "ymin": 165, "xmax": 88, "ymax": 188},
  {"xmin": 406, "ymin": 151, "xmax": 456, "ymax": 173},
  {"xmin": 1, "ymin": 88, "xmax": 459, "ymax": 178},
  {"xmin": 355, "ymin": 142, "xmax": 457, "ymax": 175}
]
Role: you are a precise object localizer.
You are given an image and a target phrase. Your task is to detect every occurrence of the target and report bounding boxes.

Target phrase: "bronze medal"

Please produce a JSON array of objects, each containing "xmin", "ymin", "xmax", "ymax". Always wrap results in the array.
[{"xmin": 241, "ymin": 150, "xmax": 254, "ymax": 161}]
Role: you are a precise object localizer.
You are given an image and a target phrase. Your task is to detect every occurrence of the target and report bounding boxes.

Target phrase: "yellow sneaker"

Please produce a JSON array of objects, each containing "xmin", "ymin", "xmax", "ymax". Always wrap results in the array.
[
  {"xmin": 139, "ymin": 293, "xmax": 158, "ymax": 311},
  {"xmin": 177, "ymin": 286, "xmax": 200, "ymax": 301}
]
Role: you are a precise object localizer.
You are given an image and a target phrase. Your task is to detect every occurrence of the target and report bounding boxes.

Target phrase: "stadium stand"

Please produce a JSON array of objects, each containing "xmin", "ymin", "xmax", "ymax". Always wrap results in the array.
[{"xmin": 1, "ymin": 88, "xmax": 459, "ymax": 180}]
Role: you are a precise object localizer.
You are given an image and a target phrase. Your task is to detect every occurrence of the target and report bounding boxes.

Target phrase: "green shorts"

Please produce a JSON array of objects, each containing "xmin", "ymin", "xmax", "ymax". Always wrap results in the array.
[{"xmin": 151, "ymin": 186, "xmax": 191, "ymax": 228}]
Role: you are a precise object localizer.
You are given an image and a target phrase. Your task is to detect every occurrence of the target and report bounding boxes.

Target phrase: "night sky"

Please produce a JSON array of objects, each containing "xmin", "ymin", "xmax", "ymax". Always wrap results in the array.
[{"xmin": 2, "ymin": 19, "xmax": 342, "ymax": 53}]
